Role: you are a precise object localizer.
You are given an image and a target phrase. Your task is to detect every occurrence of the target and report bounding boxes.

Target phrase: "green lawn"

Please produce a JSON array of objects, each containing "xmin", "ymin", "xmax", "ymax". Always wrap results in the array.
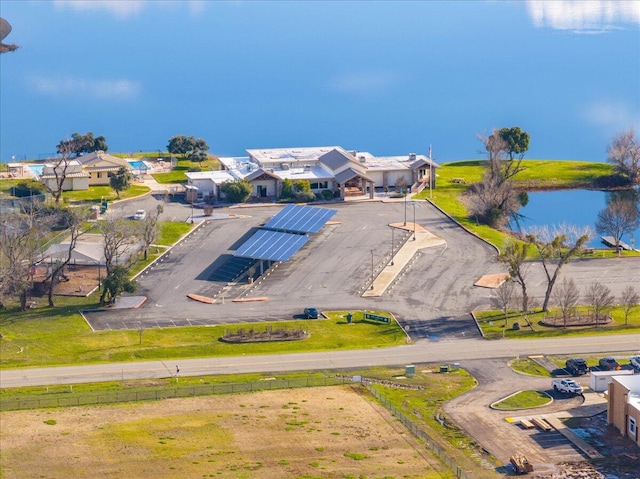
[
  {"xmin": 476, "ymin": 306, "xmax": 640, "ymax": 340},
  {"xmin": 152, "ymin": 156, "xmax": 221, "ymax": 184},
  {"xmin": 0, "ymin": 309, "xmax": 407, "ymax": 369},
  {"xmin": 415, "ymin": 159, "xmax": 620, "ymax": 252},
  {"xmin": 509, "ymin": 358, "xmax": 553, "ymax": 377},
  {"xmin": 491, "ymin": 390, "xmax": 551, "ymax": 410}
]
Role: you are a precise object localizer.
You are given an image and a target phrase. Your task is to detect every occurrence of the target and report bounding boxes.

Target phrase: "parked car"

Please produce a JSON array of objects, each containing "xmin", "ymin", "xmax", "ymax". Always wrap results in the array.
[
  {"xmin": 133, "ymin": 209, "xmax": 147, "ymax": 220},
  {"xmin": 598, "ymin": 357, "xmax": 621, "ymax": 371},
  {"xmin": 552, "ymin": 378, "xmax": 584, "ymax": 395},
  {"xmin": 304, "ymin": 307, "xmax": 319, "ymax": 319},
  {"xmin": 565, "ymin": 358, "xmax": 589, "ymax": 376},
  {"xmin": 630, "ymin": 355, "xmax": 640, "ymax": 371}
]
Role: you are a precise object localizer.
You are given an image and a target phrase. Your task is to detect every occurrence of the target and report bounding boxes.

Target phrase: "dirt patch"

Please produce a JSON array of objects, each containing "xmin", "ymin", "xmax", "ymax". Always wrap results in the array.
[
  {"xmin": 540, "ymin": 315, "xmax": 613, "ymax": 328},
  {"xmin": 31, "ymin": 264, "xmax": 100, "ymax": 297},
  {"xmin": 0, "ymin": 385, "xmax": 444, "ymax": 479}
]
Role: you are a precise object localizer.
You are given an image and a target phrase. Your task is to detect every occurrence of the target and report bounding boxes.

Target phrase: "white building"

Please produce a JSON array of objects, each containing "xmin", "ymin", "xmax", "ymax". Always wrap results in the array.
[{"xmin": 207, "ymin": 146, "xmax": 438, "ymax": 201}]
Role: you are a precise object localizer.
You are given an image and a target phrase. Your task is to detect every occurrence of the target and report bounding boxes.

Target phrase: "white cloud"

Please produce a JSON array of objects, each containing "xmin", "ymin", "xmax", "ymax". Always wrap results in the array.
[
  {"xmin": 328, "ymin": 72, "xmax": 398, "ymax": 96},
  {"xmin": 28, "ymin": 75, "xmax": 141, "ymax": 101},
  {"xmin": 53, "ymin": 0, "xmax": 206, "ymax": 19},
  {"xmin": 526, "ymin": 0, "xmax": 640, "ymax": 33},
  {"xmin": 53, "ymin": 0, "xmax": 146, "ymax": 19},
  {"xmin": 583, "ymin": 100, "xmax": 640, "ymax": 131}
]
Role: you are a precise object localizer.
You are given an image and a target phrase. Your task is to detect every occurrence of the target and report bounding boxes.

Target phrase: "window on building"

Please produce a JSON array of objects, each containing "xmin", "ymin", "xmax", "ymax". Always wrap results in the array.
[
  {"xmin": 310, "ymin": 181, "xmax": 328, "ymax": 190},
  {"xmin": 97, "ymin": 172, "xmax": 102, "ymax": 179},
  {"xmin": 630, "ymin": 417, "xmax": 637, "ymax": 437}
]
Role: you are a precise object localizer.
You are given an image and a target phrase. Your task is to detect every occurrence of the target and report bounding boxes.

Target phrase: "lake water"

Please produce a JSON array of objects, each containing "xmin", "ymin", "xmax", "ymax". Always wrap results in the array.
[
  {"xmin": 1, "ymin": 1, "xmax": 638, "ymax": 162},
  {"xmin": 512, "ymin": 189, "xmax": 640, "ymax": 249}
]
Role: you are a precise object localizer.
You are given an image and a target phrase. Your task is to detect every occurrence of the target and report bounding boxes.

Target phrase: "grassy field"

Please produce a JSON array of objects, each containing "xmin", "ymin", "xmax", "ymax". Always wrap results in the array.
[
  {"xmin": 0, "ymin": 385, "xmax": 452, "ymax": 479},
  {"xmin": 152, "ymin": 155, "xmax": 221, "ymax": 184},
  {"xmin": 475, "ymin": 306, "xmax": 640, "ymax": 340},
  {"xmin": 0, "ymin": 310, "xmax": 407, "ymax": 369},
  {"xmin": 415, "ymin": 159, "xmax": 622, "ymax": 252}
]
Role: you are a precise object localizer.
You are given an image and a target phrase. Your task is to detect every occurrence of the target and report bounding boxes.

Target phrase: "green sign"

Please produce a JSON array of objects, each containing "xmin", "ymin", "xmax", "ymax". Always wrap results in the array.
[{"xmin": 364, "ymin": 313, "xmax": 390, "ymax": 324}]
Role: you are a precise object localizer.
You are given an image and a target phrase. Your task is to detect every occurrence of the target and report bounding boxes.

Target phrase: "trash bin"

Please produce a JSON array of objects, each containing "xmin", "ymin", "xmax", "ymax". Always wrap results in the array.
[
  {"xmin": 440, "ymin": 365, "xmax": 449, "ymax": 373},
  {"xmin": 512, "ymin": 322, "xmax": 520, "ymax": 330},
  {"xmin": 405, "ymin": 365, "xmax": 415, "ymax": 376},
  {"xmin": 453, "ymin": 363, "xmax": 460, "ymax": 371},
  {"xmin": 346, "ymin": 312, "xmax": 353, "ymax": 324}
]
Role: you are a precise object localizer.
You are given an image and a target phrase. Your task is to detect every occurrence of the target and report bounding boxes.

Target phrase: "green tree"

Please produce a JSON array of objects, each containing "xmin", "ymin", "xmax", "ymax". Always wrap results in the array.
[
  {"xmin": 221, "ymin": 180, "xmax": 252, "ymax": 203},
  {"xmin": 280, "ymin": 178, "xmax": 294, "ymax": 199},
  {"xmin": 167, "ymin": 135, "xmax": 209, "ymax": 163},
  {"xmin": 499, "ymin": 127, "xmax": 530, "ymax": 161},
  {"xmin": 109, "ymin": 167, "xmax": 132, "ymax": 199},
  {"xmin": 57, "ymin": 132, "xmax": 108, "ymax": 157},
  {"xmin": 99, "ymin": 265, "xmax": 136, "ymax": 306}
]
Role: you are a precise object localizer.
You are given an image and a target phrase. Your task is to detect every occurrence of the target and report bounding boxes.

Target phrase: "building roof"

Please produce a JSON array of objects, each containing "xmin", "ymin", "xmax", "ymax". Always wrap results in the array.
[
  {"xmin": 185, "ymin": 171, "xmax": 235, "ymax": 183},
  {"xmin": 74, "ymin": 151, "xmax": 131, "ymax": 169},
  {"xmin": 334, "ymin": 167, "xmax": 374, "ymax": 184},
  {"xmin": 613, "ymin": 374, "xmax": 640, "ymax": 393},
  {"xmin": 318, "ymin": 148, "xmax": 357, "ymax": 171}
]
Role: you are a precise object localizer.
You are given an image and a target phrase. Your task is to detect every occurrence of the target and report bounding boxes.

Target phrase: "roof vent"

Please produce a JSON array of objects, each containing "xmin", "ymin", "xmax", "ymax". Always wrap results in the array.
[
  {"xmin": 409, "ymin": 153, "xmax": 417, "ymax": 161},
  {"xmin": 359, "ymin": 156, "xmax": 366, "ymax": 162}
]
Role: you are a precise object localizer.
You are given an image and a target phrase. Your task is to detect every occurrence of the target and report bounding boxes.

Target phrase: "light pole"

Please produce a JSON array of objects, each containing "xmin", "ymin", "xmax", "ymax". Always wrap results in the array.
[
  {"xmin": 412, "ymin": 202, "xmax": 416, "ymax": 240},
  {"xmin": 391, "ymin": 227, "xmax": 395, "ymax": 266},
  {"xmin": 370, "ymin": 249, "xmax": 374, "ymax": 290},
  {"xmin": 191, "ymin": 200, "xmax": 194, "ymax": 224},
  {"xmin": 403, "ymin": 190, "xmax": 407, "ymax": 226}
]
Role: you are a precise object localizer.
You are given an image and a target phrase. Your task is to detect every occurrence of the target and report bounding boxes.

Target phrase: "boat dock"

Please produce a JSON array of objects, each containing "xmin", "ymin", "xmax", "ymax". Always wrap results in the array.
[{"xmin": 601, "ymin": 236, "xmax": 636, "ymax": 251}]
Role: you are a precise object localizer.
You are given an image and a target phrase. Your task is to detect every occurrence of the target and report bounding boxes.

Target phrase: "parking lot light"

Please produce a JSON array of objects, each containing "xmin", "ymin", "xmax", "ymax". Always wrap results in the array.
[
  {"xmin": 413, "ymin": 202, "xmax": 416, "ymax": 240},
  {"xmin": 391, "ymin": 227, "xmax": 395, "ymax": 266},
  {"xmin": 370, "ymin": 249, "xmax": 374, "ymax": 290}
]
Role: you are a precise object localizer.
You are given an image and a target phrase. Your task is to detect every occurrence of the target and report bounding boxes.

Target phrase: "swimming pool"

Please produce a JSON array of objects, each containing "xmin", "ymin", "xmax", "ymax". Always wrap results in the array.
[
  {"xmin": 127, "ymin": 160, "xmax": 150, "ymax": 172},
  {"xmin": 28, "ymin": 164, "xmax": 44, "ymax": 176}
]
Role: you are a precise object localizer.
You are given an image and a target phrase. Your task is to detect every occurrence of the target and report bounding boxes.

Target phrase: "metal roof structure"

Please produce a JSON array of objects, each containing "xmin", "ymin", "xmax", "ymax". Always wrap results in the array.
[
  {"xmin": 263, "ymin": 204, "xmax": 337, "ymax": 235},
  {"xmin": 234, "ymin": 229, "xmax": 310, "ymax": 262}
]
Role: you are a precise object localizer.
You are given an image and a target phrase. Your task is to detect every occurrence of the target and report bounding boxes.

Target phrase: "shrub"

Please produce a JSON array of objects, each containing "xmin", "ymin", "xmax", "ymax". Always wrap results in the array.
[{"xmin": 321, "ymin": 189, "xmax": 334, "ymax": 201}]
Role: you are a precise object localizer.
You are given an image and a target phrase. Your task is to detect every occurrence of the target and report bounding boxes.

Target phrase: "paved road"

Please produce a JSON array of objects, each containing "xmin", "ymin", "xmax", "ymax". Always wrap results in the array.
[{"xmin": 2, "ymin": 333, "xmax": 638, "ymax": 388}]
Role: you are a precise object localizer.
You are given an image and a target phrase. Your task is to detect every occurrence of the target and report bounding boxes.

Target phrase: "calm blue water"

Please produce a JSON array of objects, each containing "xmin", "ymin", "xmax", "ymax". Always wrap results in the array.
[
  {"xmin": 1, "ymin": 1, "xmax": 638, "ymax": 163},
  {"xmin": 513, "ymin": 190, "xmax": 640, "ymax": 249}
]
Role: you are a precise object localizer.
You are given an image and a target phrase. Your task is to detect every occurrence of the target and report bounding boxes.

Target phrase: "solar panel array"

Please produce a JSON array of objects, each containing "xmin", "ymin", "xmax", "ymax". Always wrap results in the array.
[
  {"xmin": 234, "ymin": 229, "xmax": 310, "ymax": 262},
  {"xmin": 263, "ymin": 204, "xmax": 337, "ymax": 234},
  {"xmin": 234, "ymin": 204, "xmax": 337, "ymax": 262}
]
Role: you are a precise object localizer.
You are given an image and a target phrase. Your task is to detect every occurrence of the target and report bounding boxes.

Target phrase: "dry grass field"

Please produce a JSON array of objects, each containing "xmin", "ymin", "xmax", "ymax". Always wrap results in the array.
[{"xmin": 0, "ymin": 385, "xmax": 451, "ymax": 479}]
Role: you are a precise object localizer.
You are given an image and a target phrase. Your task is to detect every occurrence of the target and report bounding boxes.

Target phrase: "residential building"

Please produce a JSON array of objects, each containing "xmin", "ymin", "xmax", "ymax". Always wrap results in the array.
[{"xmin": 39, "ymin": 160, "xmax": 90, "ymax": 191}]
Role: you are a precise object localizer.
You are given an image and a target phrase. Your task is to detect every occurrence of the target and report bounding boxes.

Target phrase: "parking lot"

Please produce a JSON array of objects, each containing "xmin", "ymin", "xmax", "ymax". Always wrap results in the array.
[
  {"xmin": 84, "ymin": 199, "xmax": 502, "ymax": 334},
  {"xmin": 85, "ymin": 198, "xmax": 640, "ymax": 338}
]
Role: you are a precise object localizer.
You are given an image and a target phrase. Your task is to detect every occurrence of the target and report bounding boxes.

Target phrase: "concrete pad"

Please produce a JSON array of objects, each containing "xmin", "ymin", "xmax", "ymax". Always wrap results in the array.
[{"xmin": 474, "ymin": 273, "xmax": 510, "ymax": 288}]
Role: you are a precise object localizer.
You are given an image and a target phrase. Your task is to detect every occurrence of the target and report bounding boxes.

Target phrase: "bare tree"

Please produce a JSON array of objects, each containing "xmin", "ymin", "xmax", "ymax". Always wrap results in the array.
[
  {"xmin": 0, "ymin": 208, "xmax": 53, "ymax": 310},
  {"xmin": 620, "ymin": 285, "xmax": 640, "ymax": 326},
  {"xmin": 42, "ymin": 141, "xmax": 76, "ymax": 204},
  {"xmin": 492, "ymin": 279, "xmax": 516, "ymax": 326},
  {"xmin": 584, "ymin": 281, "xmax": 614, "ymax": 328},
  {"xmin": 553, "ymin": 278, "xmax": 580, "ymax": 329},
  {"xmin": 45, "ymin": 207, "xmax": 90, "ymax": 307},
  {"xmin": 595, "ymin": 196, "xmax": 640, "ymax": 255},
  {"xmin": 96, "ymin": 216, "xmax": 137, "ymax": 276},
  {"xmin": 526, "ymin": 224, "xmax": 592, "ymax": 312},
  {"xmin": 608, "ymin": 128, "xmax": 640, "ymax": 184},
  {"xmin": 498, "ymin": 240, "xmax": 531, "ymax": 312},
  {"xmin": 138, "ymin": 204, "xmax": 163, "ymax": 260},
  {"xmin": 467, "ymin": 129, "xmax": 528, "ymax": 228}
]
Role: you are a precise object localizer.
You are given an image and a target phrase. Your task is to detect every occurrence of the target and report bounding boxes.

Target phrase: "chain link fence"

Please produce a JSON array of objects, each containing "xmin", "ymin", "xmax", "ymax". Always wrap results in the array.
[
  {"xmin": 0, "ymin": 376, "xmax": 353, "ymax": 412},
  {"xmin": 365, "ymin": 383, "xmax": 495, "ymax": 479}
]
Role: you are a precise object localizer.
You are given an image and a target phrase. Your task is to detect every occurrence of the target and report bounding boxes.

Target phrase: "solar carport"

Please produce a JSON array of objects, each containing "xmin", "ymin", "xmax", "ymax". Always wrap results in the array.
[{"xmin": 234, "ymin": 204, "xmax": 337, "ymax": 274}]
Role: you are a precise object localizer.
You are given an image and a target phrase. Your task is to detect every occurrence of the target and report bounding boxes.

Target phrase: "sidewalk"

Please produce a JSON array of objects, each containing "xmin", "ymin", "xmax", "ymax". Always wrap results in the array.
[{"xmin": 362, "ymin": 222, "xmax": 446, "ymax": 297}]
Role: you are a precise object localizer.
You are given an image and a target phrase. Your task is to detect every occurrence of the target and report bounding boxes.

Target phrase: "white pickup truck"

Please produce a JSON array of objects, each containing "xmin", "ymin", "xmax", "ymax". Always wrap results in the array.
[{"xmin": 552, "ymin": 378, "xmax": 584, "ymax": 395}]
